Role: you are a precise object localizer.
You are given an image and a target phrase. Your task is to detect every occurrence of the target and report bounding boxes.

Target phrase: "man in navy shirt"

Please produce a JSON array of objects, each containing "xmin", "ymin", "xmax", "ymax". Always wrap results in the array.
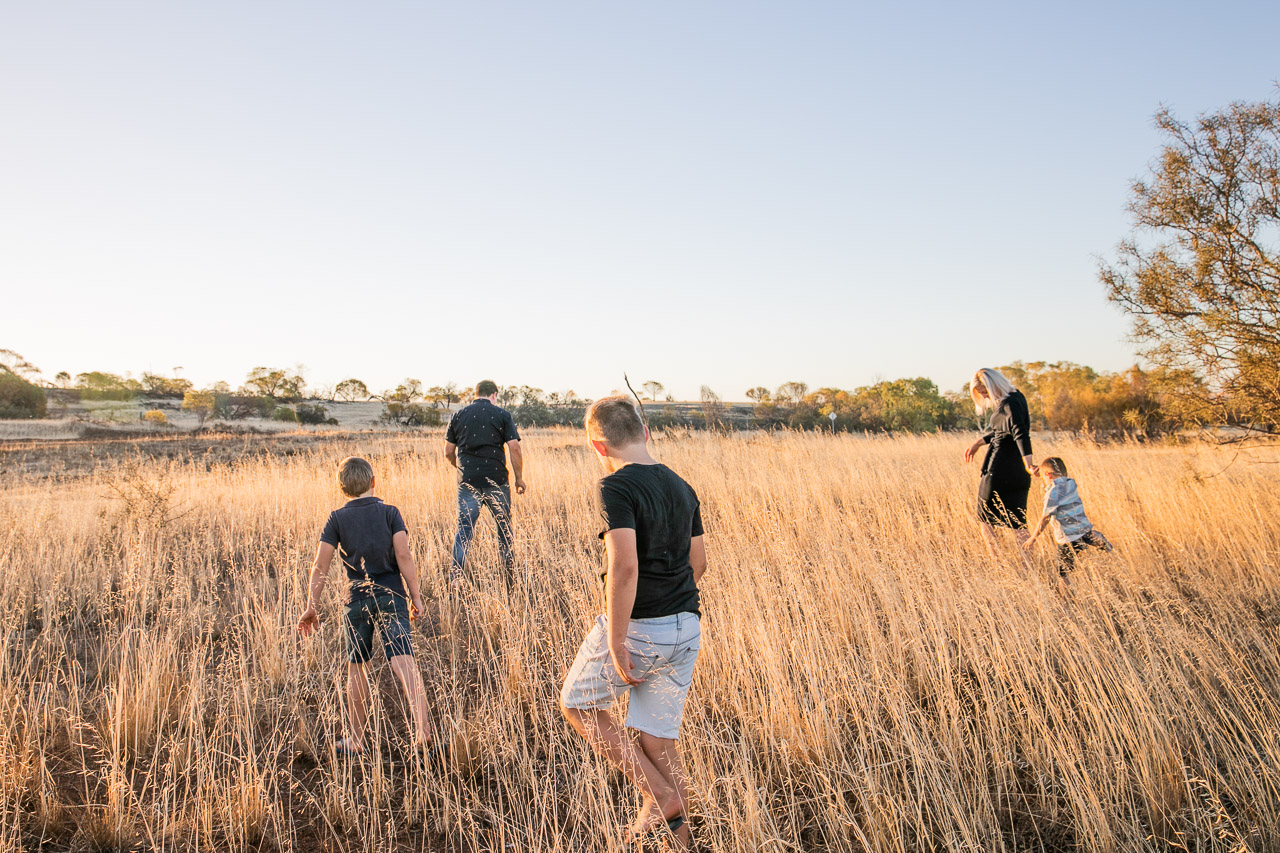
[{"xmin": 443, "ymin": 380, "xmax": 526, "ymax": 586}]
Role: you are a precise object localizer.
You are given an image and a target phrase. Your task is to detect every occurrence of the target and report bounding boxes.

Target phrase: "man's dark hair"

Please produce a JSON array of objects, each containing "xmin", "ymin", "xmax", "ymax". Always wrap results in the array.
[{"xmin": 475, "ymin": 379, "xmax": 498, "ymax": 398}]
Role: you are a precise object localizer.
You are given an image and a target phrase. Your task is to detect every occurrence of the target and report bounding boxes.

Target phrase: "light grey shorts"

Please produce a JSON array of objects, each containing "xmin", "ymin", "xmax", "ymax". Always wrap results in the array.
[{"xmin": 560, "ymin": 612, "xmax": 701, "ymax": 740}]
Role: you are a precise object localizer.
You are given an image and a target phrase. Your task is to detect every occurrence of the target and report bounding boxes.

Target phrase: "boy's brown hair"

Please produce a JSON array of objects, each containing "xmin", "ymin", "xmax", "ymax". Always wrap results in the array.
[
  {"xmin": 1038, "ymin": 457, "xmax": 1068, "ymax": 477},
  {"xmin": 585, "ymin": 395, "xmax": 646, "ymax": 446},
  {"xmin": 475, "ymin": 379, "xmax": 498, "ymax": 397},
  {"xmin": 337, "ymin": 456, "xmax": 375, "ymax": 497}
]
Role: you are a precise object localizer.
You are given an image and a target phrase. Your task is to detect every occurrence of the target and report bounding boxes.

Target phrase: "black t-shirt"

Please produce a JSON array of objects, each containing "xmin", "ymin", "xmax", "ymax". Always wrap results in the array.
[
  {"xmin": 446, "ymin": 399, "xmax": 520, "ymax": 487},
  {"xmin": 598, "ymin": 463, "xmax": 704, "ymax": 619},
  {"xmin": 319, "ymin": 496, "xmax": 408, "ymax": 602}
]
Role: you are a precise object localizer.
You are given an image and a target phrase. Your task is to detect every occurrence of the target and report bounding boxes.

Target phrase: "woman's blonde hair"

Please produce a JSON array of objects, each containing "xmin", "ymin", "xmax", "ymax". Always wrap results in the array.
[{"xmin": 970, "ymin": 368, "xmax": 1016, "ymax": 413}]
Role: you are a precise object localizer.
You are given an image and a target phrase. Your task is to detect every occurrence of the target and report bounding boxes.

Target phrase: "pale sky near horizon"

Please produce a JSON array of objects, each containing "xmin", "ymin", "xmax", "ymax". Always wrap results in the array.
[{"xmin": 2, "ymin": 2, "xmax": 1277, "ymax": 400}]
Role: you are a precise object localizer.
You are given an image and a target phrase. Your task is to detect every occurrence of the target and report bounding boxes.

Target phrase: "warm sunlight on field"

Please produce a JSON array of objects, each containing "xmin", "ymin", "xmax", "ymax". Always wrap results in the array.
[{"xmin": 2, "ymin": 429, "xmax": 1278, "ymax": 852}]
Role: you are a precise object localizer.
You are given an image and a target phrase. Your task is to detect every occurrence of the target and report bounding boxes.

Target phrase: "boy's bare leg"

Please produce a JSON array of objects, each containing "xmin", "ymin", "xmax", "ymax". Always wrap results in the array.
[
  {"xmin": 561, "ymin": 707, "xmax": 683, "ymax": 837},
  {"xmin": 345, "ymin": 662, "xmax": 371, "ymax": 751},
  {"xmin": 637, "ymin": 731, "xmax": 693, "ymax": 846},
  {"xmin": 389, "ymin": 654, "xmax": 432, "ymax": 746}
]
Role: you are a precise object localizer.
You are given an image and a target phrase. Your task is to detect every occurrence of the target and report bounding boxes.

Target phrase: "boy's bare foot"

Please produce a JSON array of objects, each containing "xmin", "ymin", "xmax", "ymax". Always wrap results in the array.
[
  {"xmin": 629, "ymin": 815, "xmax": 688, "ymax": 850},
  {"xmin": 624, "ymin": 801, "xmax": 662, "ymax": 842}
]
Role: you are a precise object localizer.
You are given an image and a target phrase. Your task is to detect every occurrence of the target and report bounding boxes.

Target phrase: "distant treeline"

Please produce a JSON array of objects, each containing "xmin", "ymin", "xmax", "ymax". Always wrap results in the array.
[
  {"xmin": 642, "ymin": 362, "xmax": 1168, "ymax": 437},
  {"xmin": 0, "ymin": 351, "xmax": 1200, "ymax": 437}
]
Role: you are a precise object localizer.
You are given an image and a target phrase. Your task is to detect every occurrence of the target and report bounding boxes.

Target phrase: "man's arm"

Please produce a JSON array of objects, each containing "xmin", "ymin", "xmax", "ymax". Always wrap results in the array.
[
  {"xmin": 690, "ymin": 535, "xmax": 707, "ymax": 583},
  {"xmin": 603, "ymin": 528, "xmax": 641, "ymax": 685},
  {"xmin": 298, "ymin": 542, "xmax": 336, "ymax": 635},
  {"xmin": 443, "ymin": 441, "xmax": 458, "ymax": 468},
  {"xmin": 392, "ymin": 530, "xmax": 424, "ymax": 619},
  {"xmin": 506, "ymin": 439, "xmax": 526, "ymax": 494}
]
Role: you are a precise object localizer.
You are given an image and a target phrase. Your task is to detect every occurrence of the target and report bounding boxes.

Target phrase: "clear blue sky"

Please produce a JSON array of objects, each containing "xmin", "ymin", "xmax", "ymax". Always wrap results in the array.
[{"xmin": 3, "ymin": 2, "xmax": 1277, "ymax": 400}]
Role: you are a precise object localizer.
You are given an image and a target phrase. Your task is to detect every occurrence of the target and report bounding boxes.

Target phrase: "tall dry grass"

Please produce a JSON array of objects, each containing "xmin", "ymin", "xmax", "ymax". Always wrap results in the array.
[{"xmin": 0, "ymin": 429, "xmax": 1278, "ymax": 852}]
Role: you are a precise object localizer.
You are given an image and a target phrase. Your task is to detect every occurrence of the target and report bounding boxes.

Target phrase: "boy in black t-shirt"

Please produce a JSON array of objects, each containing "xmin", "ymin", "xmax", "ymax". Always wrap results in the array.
[
  {"xmin": 297, "ymin": 457, "xmax": 432, "ymax": 756},
  {"xmin": 559, "ymin": 397, "xmax": 706, "ymax": 849}
]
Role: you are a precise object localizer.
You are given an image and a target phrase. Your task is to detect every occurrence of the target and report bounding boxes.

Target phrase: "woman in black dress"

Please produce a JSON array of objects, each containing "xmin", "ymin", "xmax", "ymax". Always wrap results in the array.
[{"xmin": 962, "ymin": 368, "xmax": 1035, "ymax": 564}]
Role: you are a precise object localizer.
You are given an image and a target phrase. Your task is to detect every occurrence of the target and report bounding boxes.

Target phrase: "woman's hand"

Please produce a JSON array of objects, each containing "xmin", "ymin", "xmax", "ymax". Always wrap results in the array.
[{"xmin": 963, "ymin": 438, "xmax": 985, "ymax": 462}]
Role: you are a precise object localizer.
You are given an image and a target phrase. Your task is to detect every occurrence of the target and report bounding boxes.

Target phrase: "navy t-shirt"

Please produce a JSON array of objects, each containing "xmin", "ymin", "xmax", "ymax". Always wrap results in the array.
[
  {"xmin": 599, "ymin": 463, "xmax": 704, "ymax": 619},
  {"xmin": 446, "ymin": 399, "xmax": 520, "ymax": 488},
  {"xmin": 319, "ymin": 496, "xmax": 408, "ymax": 602}
]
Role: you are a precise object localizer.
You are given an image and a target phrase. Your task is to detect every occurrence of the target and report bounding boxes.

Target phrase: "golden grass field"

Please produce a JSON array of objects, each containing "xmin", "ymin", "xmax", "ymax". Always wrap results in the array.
[{"xmin": 1, "ymin": 428, "xmax": 1279, "ymax": 852}]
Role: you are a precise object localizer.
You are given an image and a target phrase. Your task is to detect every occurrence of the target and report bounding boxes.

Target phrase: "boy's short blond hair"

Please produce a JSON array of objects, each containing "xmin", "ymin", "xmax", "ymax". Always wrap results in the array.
[
  {"xmin": 337, "ymin": 456, "xmax": 375, "ymax": 497},
  {"xmin": 585, "ymin": 396, "xmax": 646, "ymax": 446},
  {"xmin": 1039, "ymin": 456, "xmax": 1068, "ymax": 477}
]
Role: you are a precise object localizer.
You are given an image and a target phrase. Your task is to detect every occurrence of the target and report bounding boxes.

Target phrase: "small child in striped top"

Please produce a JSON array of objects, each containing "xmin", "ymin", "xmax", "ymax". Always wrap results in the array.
[{"xmin": 1024, "ymin": 456, "xmax": 1113, "ymax": 581}]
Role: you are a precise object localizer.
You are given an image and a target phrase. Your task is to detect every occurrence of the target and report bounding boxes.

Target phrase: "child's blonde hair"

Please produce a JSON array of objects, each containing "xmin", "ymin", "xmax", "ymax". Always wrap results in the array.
[
  {"xmin": 585, "ymin": 396, "xmax": 645, "ymax": 446},
  {"xmin": 337, "ymin": 456, "xmax": 374, "ymax": 497},
  {"xmin": 970, "ymin": 368, "xmax": 1016, "ymax": 413},
  {"xmin": 1038, "ymin": 456, "xmax": 1068, "ymax": 477}
]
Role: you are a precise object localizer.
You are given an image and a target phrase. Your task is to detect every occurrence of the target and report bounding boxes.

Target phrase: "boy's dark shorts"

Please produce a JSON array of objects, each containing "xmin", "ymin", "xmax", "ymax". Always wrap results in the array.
[{"xmin": 343, "ymin": 592, "xmax": 413, "ymax": 664}]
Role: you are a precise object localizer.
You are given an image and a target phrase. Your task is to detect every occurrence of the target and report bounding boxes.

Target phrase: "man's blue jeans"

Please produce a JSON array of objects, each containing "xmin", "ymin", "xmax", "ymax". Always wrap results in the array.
[{"xmin": 451, "ymin": 483, "xmax": 514, "ymax": 584}]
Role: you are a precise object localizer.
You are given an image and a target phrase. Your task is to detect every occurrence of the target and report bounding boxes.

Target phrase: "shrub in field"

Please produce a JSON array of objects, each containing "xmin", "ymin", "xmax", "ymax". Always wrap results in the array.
[
  {"xmin": 379, "ymin": 401, "xmax": 439, "ymax": 426},
  {"xmin": 0, "ymin": 370, "xmax": 47, "ymax": 419},
  {"xmin": 271, "ymin": 406, "xmax": 299, "ymax": 423},
  {"xmin": 75, "ymin": 371, "xmax": 140, "ymax": 401},
  {"xmin": 295, "ymin": 402, "xmax": 331, "ymax": 425},
  {"xmin": 504, "ymin": 385, "xmax": 589, "ymax": 427},
  {"xmin": 214, "ymin": 394, "xmax": 274, "ymax": 420},
  {"xmin": 182, "ymin": 390, "xmax": 215, "ymax": 427},
  {"xmin": 142, "ymin": 410, "xmax": 168, "ymax": 426},
  {"xmin": 140, "ymin": 373, "xmax": 193, "ymax": 398}
]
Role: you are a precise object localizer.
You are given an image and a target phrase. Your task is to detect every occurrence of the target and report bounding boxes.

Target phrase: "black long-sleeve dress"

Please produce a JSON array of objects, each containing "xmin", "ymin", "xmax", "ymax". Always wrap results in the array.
[{"xmin": 977, "ymin": 389, "xmax": 1033, "ymax": 528}]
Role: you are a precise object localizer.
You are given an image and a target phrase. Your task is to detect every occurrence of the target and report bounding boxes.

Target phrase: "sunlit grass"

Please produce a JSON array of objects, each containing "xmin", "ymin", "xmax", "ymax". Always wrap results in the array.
[{"xmin": 1, "ymin": 429, "xmax": 1278, "ymax": 851}]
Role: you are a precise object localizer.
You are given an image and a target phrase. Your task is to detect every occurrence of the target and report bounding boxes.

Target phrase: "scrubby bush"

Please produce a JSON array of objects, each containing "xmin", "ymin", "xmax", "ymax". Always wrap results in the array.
[
  {"xmin": 295, "ymin": 402, "xmax": 331, "ymax": 425},
  {"xmin": 214, "ymin": 395, "xmax": 274, "ymax": 420},
  {"xmin": 75, "ymin": 371, "xmax": 140, "ymax": 401},
  {"xmin": 182, "ymin": 390, "xmax": 216, "ymax": 427},
  {"xmin": 380, "ymin": 401, "xmax": 439, "ymax": 427},
  {"xmin": 0, "ymin": 371, "xmax": 47, "ymax": 419},
  {"xmin": 271, "ymin": 407, "xmax": 299, "ymax": 423},
  {"xmin": 142, "ymin": 410, "xmax": 168, "ymax": 426},
  {"xmin": 505, "ymin": 386, "xmax": 590, "ymax": 427},
  {"xmin": 141, "ymin": 373, "xmax": 193, "ymax": 398}
]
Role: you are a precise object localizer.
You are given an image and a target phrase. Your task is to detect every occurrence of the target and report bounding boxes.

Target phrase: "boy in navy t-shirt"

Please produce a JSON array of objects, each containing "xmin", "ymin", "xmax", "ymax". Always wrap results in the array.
[
  {"xmin": 560, "ymin": 396, "xmax": 706, "ymax": 849},
  {"xmin": 297, "ymin": 457, "xmax": 432, "ymax": 755}
]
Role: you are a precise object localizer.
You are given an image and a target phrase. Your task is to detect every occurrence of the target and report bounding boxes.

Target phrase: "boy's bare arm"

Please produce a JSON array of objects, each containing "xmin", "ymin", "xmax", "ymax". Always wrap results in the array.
[
  {"xmin": 603, "ymin": 528, "xmax": 641, "ymax": 685},
  {"xmin": 392, "ymin": 530, "xmax": 425, "ymax": 619},
  {"xmin": 298, "ymin": 542, "xmax": 336, "ymax": 635},
  {"xmin": 1024, "ymin": 514, "xmax": 1051, "ymax": 547},
  {"xmin": 443, "ymin": 441, "xmax": 458, "ymax": 468},
  {"xmin": 690, "ymin": 535, "xmax": 707, "ymax": 583}
]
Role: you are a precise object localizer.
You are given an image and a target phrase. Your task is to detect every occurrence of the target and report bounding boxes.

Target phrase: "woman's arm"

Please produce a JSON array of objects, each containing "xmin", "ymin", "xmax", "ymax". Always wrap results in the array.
[{"xmin": 1008, "ymin": 395, "xmax": 1034, "ymax": 471}]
